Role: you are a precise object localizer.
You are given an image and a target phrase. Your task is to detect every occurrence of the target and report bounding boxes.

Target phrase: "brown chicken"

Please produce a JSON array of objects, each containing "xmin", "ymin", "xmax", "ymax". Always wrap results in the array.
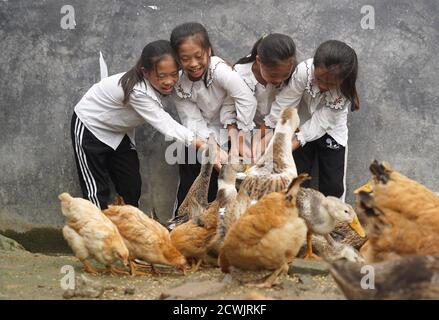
[
  {"xmin": 169, "ymin": 207, "xmax": 218, "ymax": 271},
  {"xmin": 103, "ymin": 204, "xmax": 187, "ymax": 276},
  {"xmin": 219, "ymin": 174, "xmax": 309, "ymax": 287},
  {"xmin": 357, "ymin": 160, "xmax": 439, "ymax": 263},
  {"xmin": 59, "ymin": 193, "xmax": 129, "ymax": 275}
]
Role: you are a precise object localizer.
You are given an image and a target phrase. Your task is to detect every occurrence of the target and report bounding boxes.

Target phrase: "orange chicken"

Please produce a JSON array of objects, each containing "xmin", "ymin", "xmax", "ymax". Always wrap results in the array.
[
  {"xmin": 59, "ymin": 193, "xmax": 129, "ymax": 275},
  {"xmin": 357, "ymin": 160, "xmax": 439, "ymax": 263},
  {"xmin": 103, "ymin": 204, "xmax": 187, "ymax": 276},
  {"xmin": 219, "ymin": 174, "xmax": 309, "ymax": 287}
]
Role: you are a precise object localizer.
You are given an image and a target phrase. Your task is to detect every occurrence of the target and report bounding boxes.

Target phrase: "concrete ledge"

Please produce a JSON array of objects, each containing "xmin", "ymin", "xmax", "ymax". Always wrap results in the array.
[
  {"xmin": 1, "ymin": 228, "xmax": 71, "ymax": 254},
  {"xmin": 289, "ymin": 259, "xmax": 330, "ymax": 276}
]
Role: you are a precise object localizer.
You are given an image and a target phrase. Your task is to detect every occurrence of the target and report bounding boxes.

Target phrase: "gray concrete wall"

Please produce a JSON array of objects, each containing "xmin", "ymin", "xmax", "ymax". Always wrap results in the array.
[{"xmin": 1, "ymin": 0, "xmax": 438, "ymax": 251}]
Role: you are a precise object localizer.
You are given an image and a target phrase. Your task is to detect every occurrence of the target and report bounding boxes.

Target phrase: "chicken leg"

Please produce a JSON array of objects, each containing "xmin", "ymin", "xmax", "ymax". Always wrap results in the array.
[
  {"xmin": 82, "ymin": 260, "xmax": 102, "ymax": 274},
  {"xmin": 104, "ymin": 265, "xmax": 129, "ymax": 276},
  {"xmin": 129, "ymin": 260, "xmax": 150, "ymax": 277},
  {"xmin": 246, "ymin": 264, "xmax": 289, "ymax": 288},
  {"xmin": 190, "ymin": 259, "xmax": 203, "ymax": 272},
  {"xmin": 150, "ymin": 264, "xmax": 162, "ymax": 276}
]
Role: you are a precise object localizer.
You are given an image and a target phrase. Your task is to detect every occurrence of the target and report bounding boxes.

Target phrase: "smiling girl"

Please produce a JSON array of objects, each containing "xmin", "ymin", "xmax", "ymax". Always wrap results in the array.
[
  {"xmin": 72, "ymin": 40, "xmax": 207, "ymax": 210},
  {"xmin": 269, "ymin": 40, "xmax": 359, "ymax": 200},
  {"xmin": 222, "ymin": 33, "xmax": 297, "ymax": 159},
  {"xmin": 170, "ymin": 22, "xmax": 257, "ymax": 213}
]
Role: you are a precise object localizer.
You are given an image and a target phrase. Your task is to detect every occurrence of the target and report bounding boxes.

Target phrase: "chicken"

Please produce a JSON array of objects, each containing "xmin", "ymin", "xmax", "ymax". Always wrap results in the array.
[
  {"xmin": 357, "ymin": 160, "xmax": 439, "ymax": 263},
  {"xmin": 170, "ymin": 161, "xmax": 246, "ymax": 271},
  {"xmin": 169, "ymin": 209, "xmax": 217, "ymax": 271},
  {"xmin": 59, "ymin": 193, "xmax": 129, "ymax": 275},
  {"xmin": 296, "ymin": 188, "xmax": 366, "ymax": 259},
  {"xmin": 102, "ymin": 205, "xmax": 187, "ymax": 276},
  {"xmin": 219, "ymin": 174, "xmax": 309, "ymax": 288},
  {"xmin": 330, "ymin": 256, "xmax": 439, "ymax": 299}
]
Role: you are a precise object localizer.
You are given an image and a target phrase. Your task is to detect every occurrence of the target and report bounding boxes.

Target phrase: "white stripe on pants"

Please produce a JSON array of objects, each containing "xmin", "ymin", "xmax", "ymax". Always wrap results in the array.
[
  {"xmin": 341, "ymin": 143, "xmax": 348, "ymax": 203},
  {"xmin": 74, "ymin": 117, "xmax": 100, "ymax": 208}
]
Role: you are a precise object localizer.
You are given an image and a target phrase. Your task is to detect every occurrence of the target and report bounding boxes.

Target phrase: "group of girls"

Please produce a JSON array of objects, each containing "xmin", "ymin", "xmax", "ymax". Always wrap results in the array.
[{"xmin": 71, "ymin": 21, "xmax": 359, "ymax": 215}]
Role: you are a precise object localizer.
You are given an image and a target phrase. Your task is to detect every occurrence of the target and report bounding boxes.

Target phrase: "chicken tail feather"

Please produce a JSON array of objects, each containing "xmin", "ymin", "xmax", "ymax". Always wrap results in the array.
[
  {"xmin": 286, "ymin": 173, "xmax": 310, "ymax": 200},
  {"xmin": 58, "ymin": 192, "xmax": 73, "ymax": 203},
  {"xmin": 369, "ymin": 160, "xmax": 391, "ymax": 184}
]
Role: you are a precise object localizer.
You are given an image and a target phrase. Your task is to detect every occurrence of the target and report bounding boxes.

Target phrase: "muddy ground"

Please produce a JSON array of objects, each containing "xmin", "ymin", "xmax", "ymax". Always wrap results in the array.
[{"xmin": 0, "ymin": 247, "xmax": 345, "ymax": 300}]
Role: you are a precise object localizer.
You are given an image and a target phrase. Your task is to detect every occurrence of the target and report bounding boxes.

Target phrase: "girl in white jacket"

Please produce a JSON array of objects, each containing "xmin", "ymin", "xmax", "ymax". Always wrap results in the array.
[
  {"xmin": 170, "ymin": 22, "xmax": 257, "ymax": 213},
  {"xmin": 269, "ymin": 40, "xmax": 359, "ymax": 200},
  {"xmin": 222, "ymin": 33, "xmax": 297, "ymax": 160},
  {"xmin": 72, "ymin": 40, "xmax": 208, "ymax": 210}
]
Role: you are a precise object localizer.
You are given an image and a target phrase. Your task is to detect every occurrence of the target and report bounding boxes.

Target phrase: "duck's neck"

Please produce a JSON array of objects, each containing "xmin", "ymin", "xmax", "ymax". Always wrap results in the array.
[
  {"xmin": 259, "ymin": 122, "xmax": 297, "ymax": 174},
  {"xmin": 200, "ymin": 154, "xmax": 214, "ymax": 177},
  {"xmin": 316, "ymin": 207, "xmax": 337, "ymax": 234},
  {"xmin": 217, "ymin": 165, "xmax": 238, "ymax": 207},
  {"xmin": 192, "ymin": 158, "xmax": 214, "ymax": 207}
]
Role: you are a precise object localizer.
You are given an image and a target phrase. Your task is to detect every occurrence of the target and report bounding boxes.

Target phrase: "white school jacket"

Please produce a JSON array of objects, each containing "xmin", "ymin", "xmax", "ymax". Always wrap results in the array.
[
  {"xmin": 267, "ymin": 58, "xmax": 350, "ymax": 147},
  {"xmin": 221, "ymin": 62, "xmax": 285, "ymax": 128},
  {"xmin": 74, "ymin": 73, "xmax": 195, "ymax": 150},
  {"xmin": 171, "ymin": 56, "xmax": 257, "ymax": 147}
]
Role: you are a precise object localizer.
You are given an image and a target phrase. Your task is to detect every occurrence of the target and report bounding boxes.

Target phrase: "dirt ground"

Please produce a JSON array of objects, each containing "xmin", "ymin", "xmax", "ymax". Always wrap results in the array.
[{"xmin": 0, "ymin": 249, "xmax": 345, "ymax": 300}]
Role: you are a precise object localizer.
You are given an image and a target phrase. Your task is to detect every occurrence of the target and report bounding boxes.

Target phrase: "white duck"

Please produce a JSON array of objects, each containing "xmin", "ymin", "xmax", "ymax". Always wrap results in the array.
[{"xmin": 296, "ymin": 188, "xmax": 366, "ymax": 259}]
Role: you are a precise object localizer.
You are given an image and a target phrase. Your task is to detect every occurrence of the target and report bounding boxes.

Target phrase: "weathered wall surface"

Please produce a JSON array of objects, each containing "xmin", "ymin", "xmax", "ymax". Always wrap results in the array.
[{"xmin": 1, "ymin": 0, "xmax": 438, "ymax": 251}]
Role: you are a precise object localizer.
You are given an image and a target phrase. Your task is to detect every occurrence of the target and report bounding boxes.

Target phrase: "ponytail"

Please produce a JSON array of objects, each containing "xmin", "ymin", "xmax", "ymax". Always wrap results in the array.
[{"xmin": 235, "ymin": 33, "xmax": 296, "ymax": 67}]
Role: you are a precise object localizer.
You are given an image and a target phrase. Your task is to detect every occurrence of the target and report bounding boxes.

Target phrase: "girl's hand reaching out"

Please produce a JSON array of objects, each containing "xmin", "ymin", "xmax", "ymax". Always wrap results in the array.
[
  {"xmin": 214, "ymin": 145, "xmax": 229, "ymax": 172},
  {"xmin": 292, "ymin": 137, "xmax": 301, "ymax": 151}
]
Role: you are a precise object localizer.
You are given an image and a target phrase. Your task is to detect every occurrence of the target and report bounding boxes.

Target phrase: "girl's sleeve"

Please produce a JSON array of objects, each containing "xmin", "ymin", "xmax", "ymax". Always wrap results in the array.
[
  {"xmin": 265, "ymin": 63, "xmax": 308, "ymax": 128},
  {"xmin": 296, "ymin": 100, "xmax": 350, "ymax": 146},
  {"xmin": 172, "ymin": 96, "xmax": 212, "ymax": 141},
  {"xmin": 220, "ymin": 95, "xmax": 237, "ymax": 128},
  {"xmin": 215, "ymin": 63, "xmax": 257, "ymax": 132},
  {"xmin": 130, "ymin": 90, "xmax": 195, "ymax": 146}
]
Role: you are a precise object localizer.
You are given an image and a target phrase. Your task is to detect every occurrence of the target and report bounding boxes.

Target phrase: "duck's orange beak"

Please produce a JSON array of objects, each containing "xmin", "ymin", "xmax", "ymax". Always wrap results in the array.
[{"xmin": 349, "ymin": 215, "xmax": 366, "ymax": 238}]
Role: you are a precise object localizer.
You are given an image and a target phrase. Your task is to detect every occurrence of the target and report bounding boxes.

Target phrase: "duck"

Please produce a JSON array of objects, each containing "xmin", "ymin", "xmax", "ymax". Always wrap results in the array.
[
  {"xmin": 204, "ymin": 161, "xmax": 247, "ymax": 262},
  {"xmin": 167, "ymin": 146, "xmax": 215, "ymax": 229},
  {"xmin": 356, "ymin": 160, "xmax": 439, "ymax": 263},
  {"xmin": 296, "ymin": 187, "xmax": 366, "ymax": 259},
  {"xmin": 311, "ymin": 234, "xmax": 365, "ymax": 263},
  {"xmin": 223, "ymin": 107, "xmax": 300, "ymax": 226},
  {"xmin": 239, "ymin": 107, "xmax": 299, "ymax": 200},
  {"xmin": 330, "ymin": 220, "xmax": 368, "ymax": 250}
]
